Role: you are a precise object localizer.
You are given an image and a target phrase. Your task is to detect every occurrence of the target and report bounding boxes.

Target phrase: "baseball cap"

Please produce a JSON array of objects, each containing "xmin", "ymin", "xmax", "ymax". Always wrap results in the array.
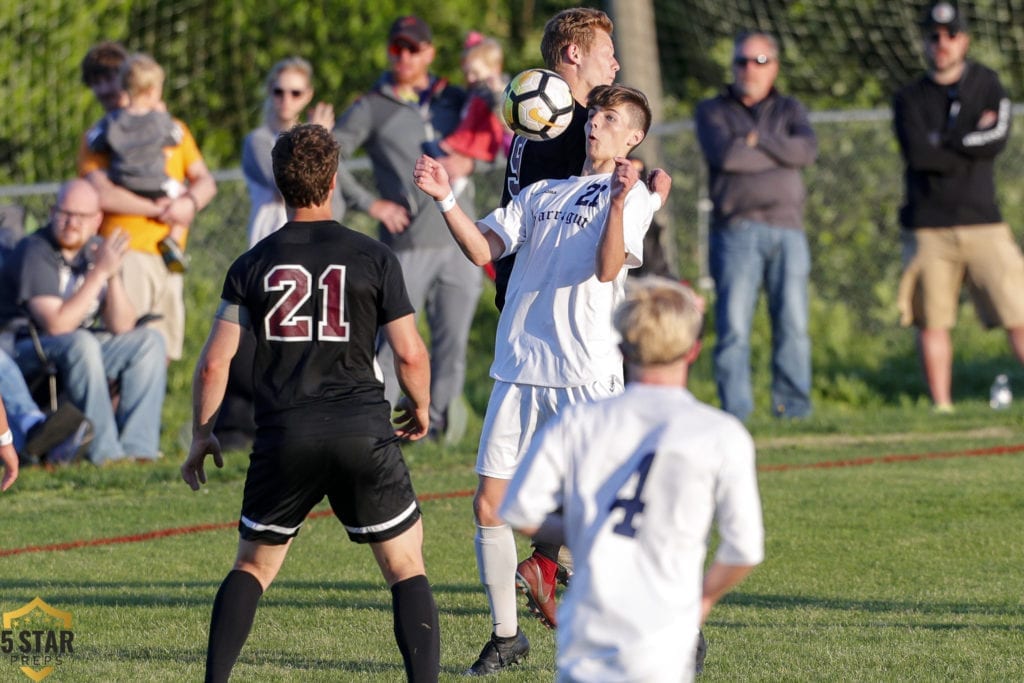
[
  {"xmin": 920, "ymin": 2, "xmax": 968, "ymax": 33},
  {"xmin": 389, "ymin": 16, "xmax": 432, "ymax": 45}
]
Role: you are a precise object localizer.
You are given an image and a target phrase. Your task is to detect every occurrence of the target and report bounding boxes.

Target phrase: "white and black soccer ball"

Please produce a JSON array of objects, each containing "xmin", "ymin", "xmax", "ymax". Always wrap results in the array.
[{"xmin": 502, "ymin": 68, "xmax": 575, "ymax": 142}]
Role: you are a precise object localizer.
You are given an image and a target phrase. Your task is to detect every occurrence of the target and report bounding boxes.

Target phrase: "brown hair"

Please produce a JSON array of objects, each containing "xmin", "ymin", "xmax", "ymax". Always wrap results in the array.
[
  {"xmin": 80, "ymin": 41, "xmax": 128, "ymax": 86},
  {"xmin": 540, "ymin": 8, "xmax": 613, "ymax": 70},
  {"xmin": 272, "ymin": 124, "xmax": 339, "ymax": 208},
  {"xmin": 587, "ymin": 84, "xmax": 652, "ymax": 136}
]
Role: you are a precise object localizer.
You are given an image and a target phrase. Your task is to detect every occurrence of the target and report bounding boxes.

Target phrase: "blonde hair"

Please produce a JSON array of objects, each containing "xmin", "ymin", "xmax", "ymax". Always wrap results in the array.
[
  {"xmin": 614, "ymin": 277, "xmax": 703, "ymax": 366},
  {"xmin": 120, "ymin": 53, "xmax": 164, "ymax": 97},
  {"xmin": 462, "ymin": 37, "xmax": 503, "ymax": 72},
  {"xmin": 262, "ymin": 56, "xmax": 314, "ymax": 127},
  {"xmin": 541, "ymin": 8, "xmax": 614, "ymax": 70}
]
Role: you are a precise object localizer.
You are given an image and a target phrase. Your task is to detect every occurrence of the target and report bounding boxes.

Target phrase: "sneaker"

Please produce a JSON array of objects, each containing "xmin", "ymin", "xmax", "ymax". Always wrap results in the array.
[
  {"xmin": 158, "ymin": 236, "xmax": 190, "ymax": 273},
  {"xmin": 42, "ymin": 417, "xmax": 93, "ymax": 466},
  {"xmin": 695, "ymin": 629, "xmax": 707, "ymax": 675},
  {"xmin": 23, "ymin": 404, "xmax": 90, "ymax": 464},
  {"xmin": 515, "ymin": 553, "xmax": 558, "ymax": 629},
  {"xmin": 465, "ymin": 628, "xmax": 529, "ymax": 676}
]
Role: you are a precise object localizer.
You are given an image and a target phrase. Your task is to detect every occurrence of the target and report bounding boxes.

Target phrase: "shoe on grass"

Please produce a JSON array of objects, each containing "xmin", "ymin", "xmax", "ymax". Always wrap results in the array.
[
  {"xmin": 465, "ymin": 628, "xmax": 529, "ymax": 676},
  {"xmin": 515, "ymin": 552, "xmax": 558, "ymax": 629}
]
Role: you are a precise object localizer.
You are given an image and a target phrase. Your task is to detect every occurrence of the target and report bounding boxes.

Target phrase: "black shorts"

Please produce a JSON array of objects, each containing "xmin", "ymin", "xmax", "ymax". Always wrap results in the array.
[{"xmin": 238, "ymin": 433, "xmax": 420, "ymax": 545}]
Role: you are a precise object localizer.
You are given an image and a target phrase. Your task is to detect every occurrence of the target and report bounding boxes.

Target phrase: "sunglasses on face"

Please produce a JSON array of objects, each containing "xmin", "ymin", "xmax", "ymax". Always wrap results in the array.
[
  {"xmin": 272, "ymin": 87, "xmax": 305, "ymax": 99},
  {"xmin": 928, "ymin": 30, "xmax": 960, "ymax": 43},
  {"xmin": 388, "ymin": 40, "xmax": 423, "ymax": 57},
  {"xmin": 733, "ymin": 54, "xmax": 773, "ymax": 68}
]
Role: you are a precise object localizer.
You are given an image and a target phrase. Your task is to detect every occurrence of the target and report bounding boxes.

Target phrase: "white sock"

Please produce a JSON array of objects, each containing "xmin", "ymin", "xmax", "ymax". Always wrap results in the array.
[{"xmin": 475, "ymin": 524, "xmax": 519, "ymax": 638}]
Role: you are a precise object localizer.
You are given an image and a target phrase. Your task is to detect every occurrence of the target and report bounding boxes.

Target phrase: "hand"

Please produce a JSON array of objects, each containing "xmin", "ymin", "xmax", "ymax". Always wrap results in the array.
[
  {"xmin": 158, "ymin": 194, "xmax": 198, "ymax": 226},
  {"xmin": 93, "ymin": 228, "xmax": 130, "ymax": 278},
  {"xmin": 978, "ymin": 109, "xmax": 997, "ymax": 130},
  {"xmin": 369, "ymin": 199, "xmax": 411, "ymax": 235},
  {"xmin": 0, "ymin": 442, "xmax": 18, "ymax": 492},
  {"xmin": 745, "ymin": 130, "xmax": 759, "ymax": 147},
  {"xmin": 610, "ymin": 156, "xmax": 639, "ymax": 202},
  {"xmin": 180, "ymin": 433, "xmax": 224, "ymax": 491},
  {"xmin": 647, "ymin": 168, "xmax": 673, "ymax": 205},
  {"xmin": 438, "ymin": 153, "xmax": 474, "ymax": 181},
  {"xmin": 393, "ymin": 396, "xmax": 429, "ymax": 441},
  {"xmin": 413, "ymin": 154, "xmax": 453, "ymax": 201},
  {"xmin": 308, "ymin": 101, "xmax": 336, "ymax": 130}
]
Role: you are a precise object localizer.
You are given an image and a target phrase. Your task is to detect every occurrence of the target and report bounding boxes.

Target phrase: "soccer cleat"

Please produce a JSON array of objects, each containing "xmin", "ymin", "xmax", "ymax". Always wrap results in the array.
[
  {"xmin": 695, "ymin": 629, "xmax": 707, "ymax": 675},
  {"xmin": 515, "ymin": 553, "xmax": 558, "ymax": 629},
  {"xmin": 465, "ymin": 628, "xmax": 529, "ymax": 676}
]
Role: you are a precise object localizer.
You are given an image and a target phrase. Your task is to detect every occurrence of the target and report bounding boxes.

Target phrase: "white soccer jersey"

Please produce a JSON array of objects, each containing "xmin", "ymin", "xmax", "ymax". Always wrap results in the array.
[
  {"xmin": 478, "ymin": 174, "xmax": 656, "ymax": 387},
  {"xmin": 501, "ymin": 384, "xmax": 765, "ymax": 683}
]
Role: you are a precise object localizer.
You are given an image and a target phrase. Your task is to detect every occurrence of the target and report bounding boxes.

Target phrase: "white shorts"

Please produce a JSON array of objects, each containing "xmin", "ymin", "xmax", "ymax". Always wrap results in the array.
[{"xmin": 475, "ymin": 376, "xmax": 622, "ymax": 479}]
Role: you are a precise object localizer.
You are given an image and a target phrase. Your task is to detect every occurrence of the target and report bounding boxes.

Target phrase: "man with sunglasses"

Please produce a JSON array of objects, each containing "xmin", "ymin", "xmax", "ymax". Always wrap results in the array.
[
  {"xmin": 333, "ymin": 15, "xmax": 481, "ymax": 445},
  {"xmin": 893, "ymin": 2, "xmax": 1024, "ymax": 412},
  {"xmin": 695, "ymin": 32, "xmax": 817, "ymax": 422}
]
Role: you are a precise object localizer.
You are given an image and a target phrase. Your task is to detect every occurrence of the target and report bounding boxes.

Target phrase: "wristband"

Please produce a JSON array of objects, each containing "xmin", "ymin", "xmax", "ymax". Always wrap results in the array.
[
  {"xmin": 435, "ymin": 192, "xmax": 456, "ymax": 213},
  {"xmin": 0, "ymin": 429, "xmax": 12, "ymax": 447}
]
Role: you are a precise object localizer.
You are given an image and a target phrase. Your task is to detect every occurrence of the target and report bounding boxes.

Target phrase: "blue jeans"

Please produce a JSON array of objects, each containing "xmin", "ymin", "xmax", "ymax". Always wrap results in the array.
[
  {"xmin": 0, "ymin": 348, "xmax": 45, "ymax": 450},
  {"xmin": 710, "ymin": 219, "xmax": 812, "ymax": 420},
  {"xmin": 14, "ymin": 328, "xmax": 166, "ymax": 464}
]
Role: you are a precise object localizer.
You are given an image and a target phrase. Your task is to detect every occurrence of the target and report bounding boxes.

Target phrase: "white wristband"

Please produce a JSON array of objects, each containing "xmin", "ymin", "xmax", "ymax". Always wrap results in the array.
[
  {"xmin": 435, "ymin": 192, "xmax": 456, "ymax": 213},
  {"xmin": 0, "ymin": 429, "xmax": 12, "ymax": 447}
]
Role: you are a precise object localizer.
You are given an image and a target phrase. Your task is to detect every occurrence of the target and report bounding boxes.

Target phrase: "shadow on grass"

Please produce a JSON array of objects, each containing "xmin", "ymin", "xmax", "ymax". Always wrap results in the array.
[{"xmin": 722, "ymin": 591, "xmax": 1022, "ymax": 619}]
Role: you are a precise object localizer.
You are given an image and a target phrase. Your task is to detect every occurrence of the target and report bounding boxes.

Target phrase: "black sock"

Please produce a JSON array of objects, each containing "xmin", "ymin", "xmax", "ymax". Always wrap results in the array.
[
  {"xmin": 205, "ymin": 569, "xmax": 264, "ymax": 683},
  {"xmin": 391, "ymin": 575, "xmax": 440, "ymax": 682}
]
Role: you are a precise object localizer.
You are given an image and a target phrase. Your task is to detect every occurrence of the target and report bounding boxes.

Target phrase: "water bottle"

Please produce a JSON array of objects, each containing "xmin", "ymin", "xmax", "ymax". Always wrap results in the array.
[{"xmin": 989, "ymin": 374, "xmax": 1012, "ymax": 410}]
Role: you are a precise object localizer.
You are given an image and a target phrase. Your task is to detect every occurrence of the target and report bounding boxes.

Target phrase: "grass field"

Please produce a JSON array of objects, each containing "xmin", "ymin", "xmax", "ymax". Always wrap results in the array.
[{"xmin": 3, "ymin": 400, "xmax": 1023, "ymax": 682}]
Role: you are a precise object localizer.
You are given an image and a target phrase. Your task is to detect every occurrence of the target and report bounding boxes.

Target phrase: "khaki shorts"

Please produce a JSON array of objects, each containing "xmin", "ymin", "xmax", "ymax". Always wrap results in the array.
[
  {"xmin": 898, "ymin": 223, "xmax": 1024, "ymax": 330},
  {"xmin": 121, "ymin": 250, "xmax": 185, "ymax": 359}
]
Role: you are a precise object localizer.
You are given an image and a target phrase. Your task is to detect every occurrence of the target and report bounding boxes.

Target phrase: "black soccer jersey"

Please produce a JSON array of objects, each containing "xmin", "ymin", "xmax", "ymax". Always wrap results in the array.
[
  {"xmin": 220, "ymin": 220, "xmax": 414, "ymax": 441},
  {"xmin": 495, "ymin": 101, "xmax": 588, "ymax": 309}
]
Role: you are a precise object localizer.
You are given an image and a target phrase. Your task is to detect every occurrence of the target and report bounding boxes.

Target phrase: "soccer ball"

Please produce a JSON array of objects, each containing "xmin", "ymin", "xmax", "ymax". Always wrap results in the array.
[{"xmin": 502, "ymin": 68, "xmax": 575, "ymax": 142}]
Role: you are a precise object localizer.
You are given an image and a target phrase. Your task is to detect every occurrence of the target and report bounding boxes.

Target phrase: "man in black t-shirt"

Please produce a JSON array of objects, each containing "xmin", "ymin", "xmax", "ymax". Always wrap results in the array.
[{"xmin": 181, "ymin": 124, "xmax": 439, "ymax": 683}]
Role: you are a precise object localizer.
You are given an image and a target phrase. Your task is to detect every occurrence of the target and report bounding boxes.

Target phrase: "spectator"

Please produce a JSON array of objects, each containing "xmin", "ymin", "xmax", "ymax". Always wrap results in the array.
[
  {"xmin": 243, "ymin": 56, "xmax": 342, "ymax": 248},
  {"xmin": 0, "ymin": 348, "xmax": 92, "ymax": 466},
  {"xmin": 0, "ymin": 179, "xmax": 166, "ymax": 465},
  {"xmin": 492, "ymin": 8, "xmax": 621, "ymax": 311},
  {"xmin": 415, "ymin": 83, "xmax": 666, "ymax": 674},
  {"xmin": 696, "ymin": 31, "xmax": 817, "ymax": 421},
  {"xmin": 424, "ymin": 34, "xmax": 511, "ymax": 168},
  {"xmin": 87, "ymin": 52, "xmax": 190, "ymax": 272},
  {"xmin": 182, "ymin": 124, "xmax": 438, "ymax": 683},
  {"xmin": 79, "ymin": 51, "xmax": 216, "ymax": 362},
  {"xmin": 500, "ymin": 277, "xmax": 764, "ymax": 682},
  {"xmin": 893, "ymin": 1, "xmax": 1024, "ymax": 411},
  {"xmin": 78, "ymin": 40, "xmax": 128, "ymax": 116},
  {"xmin": 334, "ymin": 15, "xmax": 481, "ymax": 441}
]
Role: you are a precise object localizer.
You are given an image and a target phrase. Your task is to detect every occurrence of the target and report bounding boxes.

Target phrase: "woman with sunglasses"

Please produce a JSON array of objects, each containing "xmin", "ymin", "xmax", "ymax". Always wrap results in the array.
[{"xmin": 242, "ymin": 57, "xmax": 342, "ymax": 247}]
